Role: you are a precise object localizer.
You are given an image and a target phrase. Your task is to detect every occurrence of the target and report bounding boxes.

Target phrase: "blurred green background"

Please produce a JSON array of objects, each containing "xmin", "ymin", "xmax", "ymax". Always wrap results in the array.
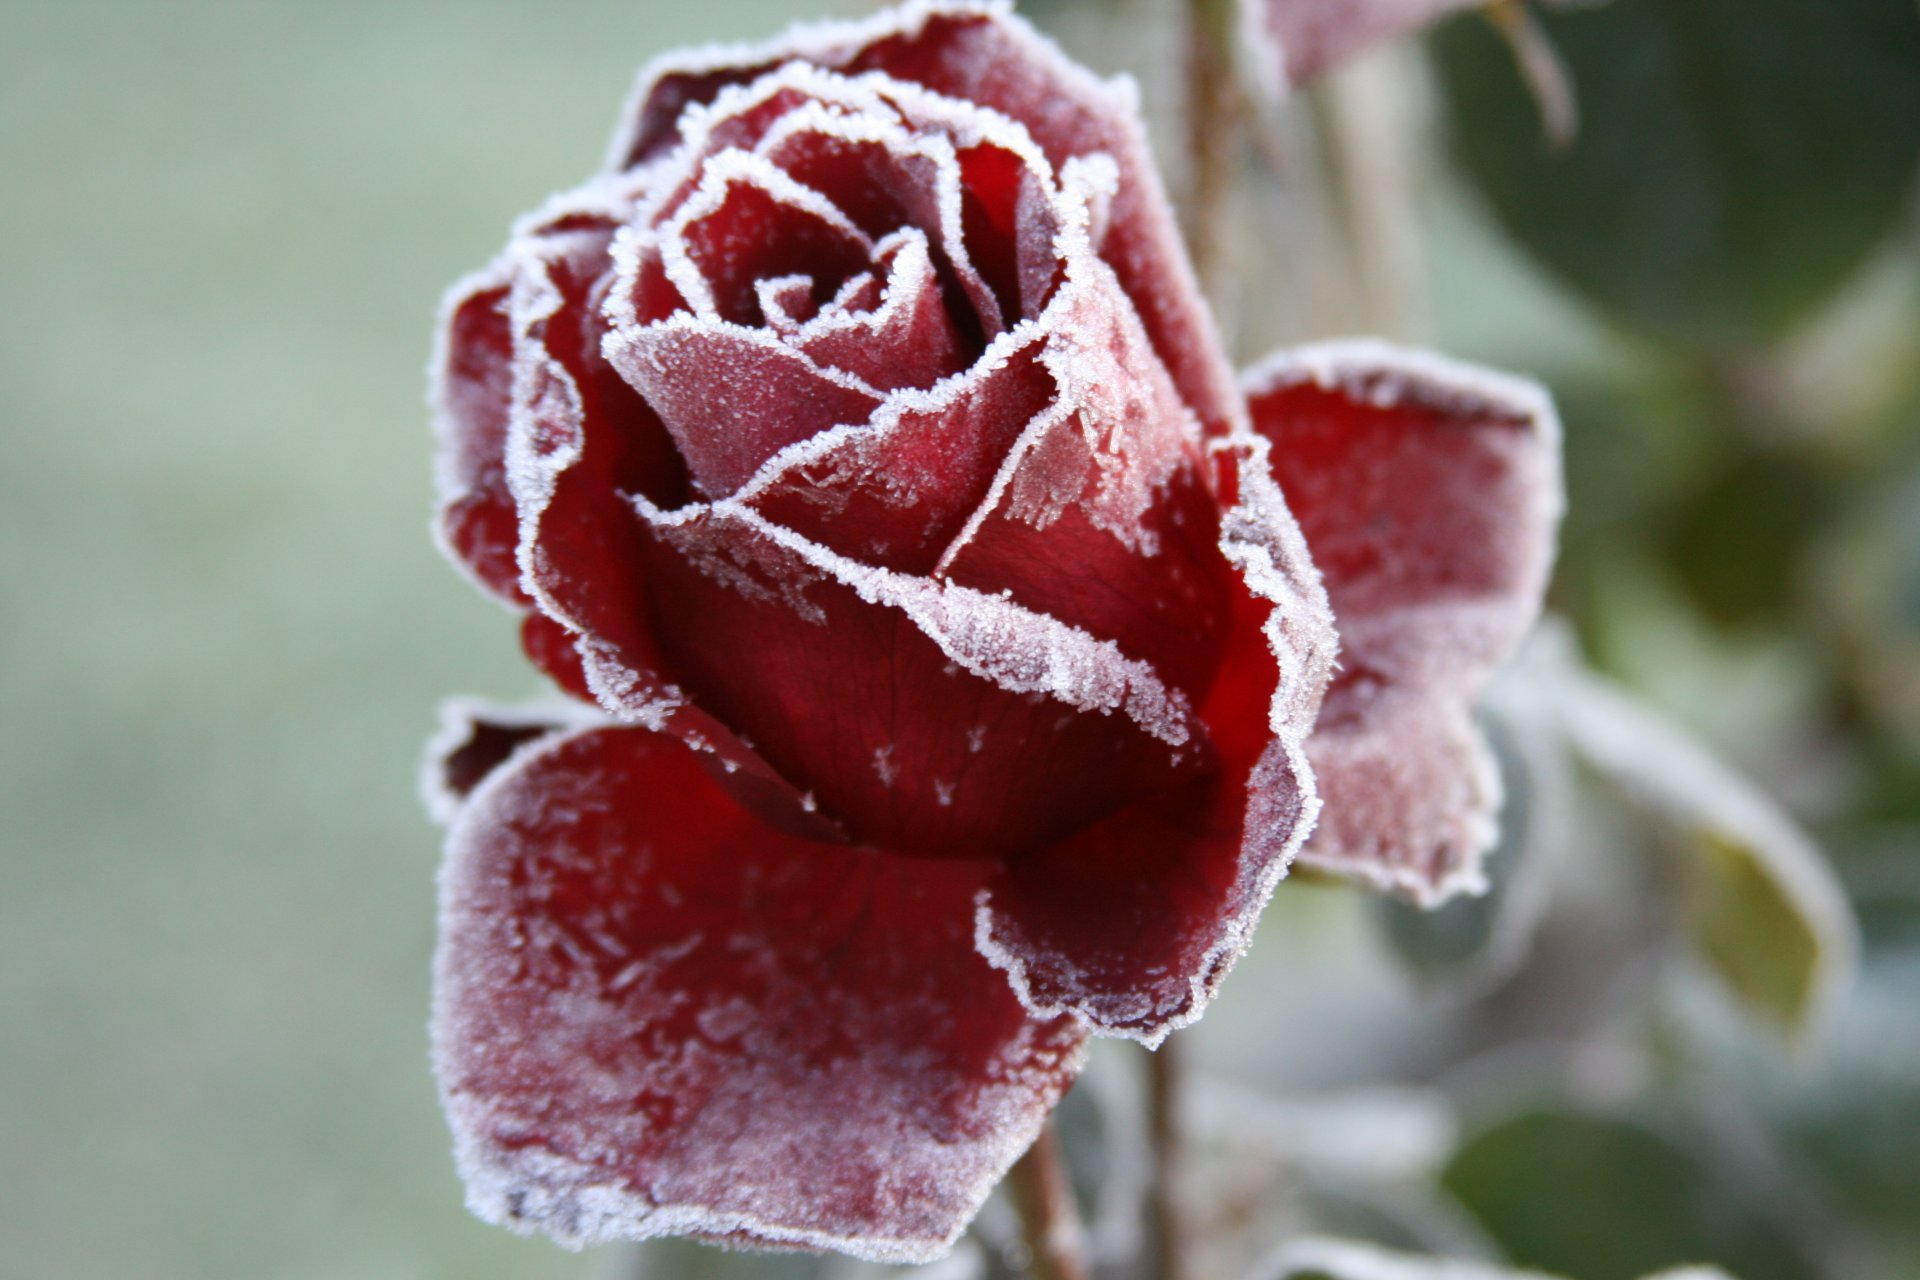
[{"xmin": 3, "ymin": 1, "xmax": 1916, "ymax": 1278}]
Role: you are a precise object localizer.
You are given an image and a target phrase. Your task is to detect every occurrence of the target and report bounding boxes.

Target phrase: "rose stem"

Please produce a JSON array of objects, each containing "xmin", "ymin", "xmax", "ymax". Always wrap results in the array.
[
  {"xmin": 1144, "ymin": 1034, "xmax": 1192, "ymax": 1280},
  {"xmin": 1008, "ymin": 1120, "xmax": 1091, "ymax": 1280},
  {"xmin": 1182, "ymin": 0, "xmax": 1245, "ymax": 318}
]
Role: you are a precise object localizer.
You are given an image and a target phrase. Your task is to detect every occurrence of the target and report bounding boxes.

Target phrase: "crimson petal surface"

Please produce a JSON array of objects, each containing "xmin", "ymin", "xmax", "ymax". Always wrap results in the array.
[
  {"xmin": 433, "ymin": 722, "xmax": 1087, "ymax": 1261},
  {"xmin": 1245, "ymin": 339, "xmax": 1561, "ymax": 904}
]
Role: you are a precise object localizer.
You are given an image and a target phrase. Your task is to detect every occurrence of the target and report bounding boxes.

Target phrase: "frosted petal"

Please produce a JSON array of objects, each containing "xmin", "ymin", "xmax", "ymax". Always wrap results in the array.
[
  {"xmin": 431, "ymin": 267, "xmax": 527, "ymax": 605},
  {"xmin": 607, "ymin": 317, "xmax": 882, "ymax": 498},
  {"xmin": 975, "ymin": 429, "xmax": 1335, "ymax": 1044},
  {"xmin": 434, "ymin": 726, "xmax": 1087, "ymax": 1261},
  {"xmin": 1245, "ymin": 339, "xmax": 1561, "ymax": 905},
  {"xmin": 632, "ymin": 496, "xmax": 1203, "ymax": 860},
  {"xmin": 602, "ymin": 0, "xmax": 1241, "ymax": 436}
]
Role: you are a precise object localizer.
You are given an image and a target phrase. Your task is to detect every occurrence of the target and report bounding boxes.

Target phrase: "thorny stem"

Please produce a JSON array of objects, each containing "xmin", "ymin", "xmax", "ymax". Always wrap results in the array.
[
  {"xmin": 1009, "ymin": 1120, "xmax": 1092, "ymax": 1280},
  {"xmin": 1183, "ymin": 0, "xmax": 1245, "ymax": 315},
  {"xmin": 1144, "ymin": 1036, "xmax": 1192, "ymax": 1280}
]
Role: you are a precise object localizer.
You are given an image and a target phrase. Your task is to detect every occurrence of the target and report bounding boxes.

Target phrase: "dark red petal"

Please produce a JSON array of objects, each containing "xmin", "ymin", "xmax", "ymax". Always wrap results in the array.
[
  {"xmin": 421, "ymin": 698, "xmax": 587, "ymax": 826},
  {"xmin": 638, "ymin": 504, "xmax": 1203, "ymax": 861},
  {"xmin": 432, "ymin": 271, "xmax": 529, "ymax": 606},
  {"xmin": 840, "ymin": 7, "xmax": 1243, "ymax": 436},
  {"xmin": 670, "ymin": 160, "xmax": 878, "ymax": 328},
  {"xmin": 607, "ymin": 320, "xmax": 883, "ymax": 498},
  {"xmin": 434, "ymin": 726, "xmax": 1087, "ymax": 1259},
  {"xmin": 1245, "ymin": 340, "xmax": 1561, "ymax": 903},
  {"xmin": 604, "ymin": 5, "xmax": 1239, "ymax": 435},
  {"xmin": 1248, "ymin": 0, "xmax": 1475, "ymax": 88},
  {"xmin": 743, "ymin": 328, "xmax": 1055, "ymax": 575},
  {"xmin": 505, "ymin": 228, "xmax": 691, "ymax": 723},
  {"xmin": 976, "ymin": 433, "xmax": 1336, "ymax": 1042},
  {"xmin": 776, "ymin": 233, "xmax": 970, "ymax": 395},
  {"xmin": 938, "ymin": 260, "xmax": 1235, "ymax": 700}
]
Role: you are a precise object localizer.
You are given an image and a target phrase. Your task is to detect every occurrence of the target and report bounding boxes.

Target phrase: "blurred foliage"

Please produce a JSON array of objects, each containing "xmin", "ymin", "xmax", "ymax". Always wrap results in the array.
[
  {"xmin": 1441, "ymin": 1113, "xmax": 1820, "ymax": 1280},
  {"xmin": 1431, "ymin": 0, "xmax": 1920, "ymax": 347}
]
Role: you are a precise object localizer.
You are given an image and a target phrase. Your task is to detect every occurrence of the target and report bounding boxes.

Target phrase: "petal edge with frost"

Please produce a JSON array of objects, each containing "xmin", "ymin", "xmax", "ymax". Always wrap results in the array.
[
  {"xmin": 1245, "ymin": 339, "xmax": 1561, "ymax": 906},
  {"xmin": 975, "ymin": 429, "xmax": 1336, "ymax": 1045},
  {"xmin": 433, "ymin": 723, "xmax": 1088, "ymax": 1261}
]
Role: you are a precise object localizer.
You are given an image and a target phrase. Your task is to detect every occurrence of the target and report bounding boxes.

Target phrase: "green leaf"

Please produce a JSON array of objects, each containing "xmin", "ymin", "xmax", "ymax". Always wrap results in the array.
[
  {"xmin": 1441, "ymin": 1113, "xmax": 1817, "ymax": 1280},
  {"xmin": 1430, "ymin": 0, "xmax": 1920, "ymax": 346},
  {"xmin": 1498, "ymin": 626, "xmax": 1858, "ymax": 1041}
]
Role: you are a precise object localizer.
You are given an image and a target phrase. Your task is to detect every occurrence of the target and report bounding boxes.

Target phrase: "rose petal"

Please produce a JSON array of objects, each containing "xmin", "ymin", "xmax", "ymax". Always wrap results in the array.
[
  {"xmin": 434, "ymin": 725, "xmax": 1087, "ymax": 1261},
  {"xmin": 975, "ymin": 430, "xmax": 1335, "ymax": 1043},
  {"xmin": 939, "ymin": 248, "xmax": 1232, "ymax": 699},
  {"xmin": 607, "ymin": 317, "xmax": 883, "ymax": 498},
  {"xmin": 742, "ymin": 326, "xmax": 1056, "ymax": 574},
  {"xmin": 502, "ymin": 222, "xmax": 691, "ymax": 726},
  {"xmin": 603, "ymin": 1, "xmax": 1242, "ymax": 436},
  {"xmin": 1244, "ymin": 339, "xmax": 1561, "ymax": 904},
  {"xmin": 432, "ymin": 269, "xmax": 527, "ymax": 605},
  {"xmin": 634, "ymin": 499, "xmax": 1203, "ymax": 860},
  {"xmin": 1246, "ymin": 0, "xmax": 1477, "ymax": 90},
  {"xmin": 420, "ymin": 697, "xmax": 591, "ymax": 826}
]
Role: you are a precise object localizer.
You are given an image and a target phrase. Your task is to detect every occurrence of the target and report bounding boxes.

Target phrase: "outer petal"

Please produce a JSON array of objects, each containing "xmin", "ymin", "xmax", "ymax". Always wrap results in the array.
[
  {"xmin": 431, "ymin": 266, "xmax": 528, "ymax": 606},
  {"xmin": 603, "ymin": 0, "xmax": 1244, "ymax": 437},
  {"xmin": 976, "ymin": 431, "xmax": 1337, "ymax": 1044},
  {"xmin": 1244, "ymin": 339, "xmax": 1562, "ymax": 904},
  {"xmin": 432, "ymin": 723, "xmax": 1088, "ymax": 1262}
]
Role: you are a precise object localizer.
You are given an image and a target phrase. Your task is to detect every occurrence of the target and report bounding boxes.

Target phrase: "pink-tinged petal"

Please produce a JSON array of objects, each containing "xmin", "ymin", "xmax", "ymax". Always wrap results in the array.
[
  {"xmin": 603, "ymin": 2, "xmax": 1241, "ymax": 436},
  {"xmin": 977, "ymin": 432, "xmax": 1335, "ymax": 1043},
  {"xmin": 939, "ymin": 252, "xmax": 1232, "ymax": 699},
  {"xmin": 1244, "ymin": 339, "xmax": 1561, "ymax": 904},
  {"xmin": 1246, "ymin": 0, "xmax": 1477, "ymax": 89},
  {"xmin": 431, "ymin": 269, "xmax": 528, "ymax": 606},
  {"xmin": 742, "ymin": 327, "xmax": 1056, "ymax": 574},
  {"xmin": 607, "ymin": 318, "xmax": 884, "ymax": 498},
  {"xmin": 636, "ymin": 500, "xmax": 1204, "ymax": 861},
  {"xmin": 434, "ymin": 726, "xmax": 1087, "ymax": 1260}
]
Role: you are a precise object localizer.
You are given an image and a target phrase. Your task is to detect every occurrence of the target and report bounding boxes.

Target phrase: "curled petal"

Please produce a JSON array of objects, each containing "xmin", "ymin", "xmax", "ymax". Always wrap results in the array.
[
  {"xmin": 431, "ymin": 268, "xmax": 527, "ymax": 605},
  {"xmin": 1245, "ymin": 339, "xmax": 1561, "ymax": 904},
  {"xmin": 977, "ymin": 432, "xmax": 1336, "ymax": 1043},
  {"xmin": 433, "ymin": 725, "xmax": 1086, "ymax": 1260},
  {"xmin": 940, "ymin": 241, "xmax": 1232, "ymax": 699},
  {"xmin": 604, "ymin": 0, "xmax": 1242, "ymax": 435},
  {"xmin": 637, "ymin": 499, "xmax": 1203, "ymax": 860}
]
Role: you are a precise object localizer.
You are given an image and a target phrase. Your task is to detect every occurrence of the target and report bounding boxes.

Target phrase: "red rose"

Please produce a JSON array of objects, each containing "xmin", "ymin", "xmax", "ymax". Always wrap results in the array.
[{"xmin": 426, "ymin": 0, "xmax": 1559, "ymax": 1261}]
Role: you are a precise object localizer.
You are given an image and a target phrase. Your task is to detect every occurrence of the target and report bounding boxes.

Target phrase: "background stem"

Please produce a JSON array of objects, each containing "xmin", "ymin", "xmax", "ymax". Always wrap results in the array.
[
  {"xmin": 1009, "ymin": 1121, "xmax": 1091, "ymax": 1280},
  {"xmin": 1144, "ymin": 1037, "xmax": 1191, "ymax": 1280}
]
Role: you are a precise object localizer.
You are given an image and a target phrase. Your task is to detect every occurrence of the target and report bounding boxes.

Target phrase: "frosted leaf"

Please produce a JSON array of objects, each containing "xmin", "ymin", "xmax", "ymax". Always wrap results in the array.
[
  {"xmin": 1492, "ymin": 623, "xmax": 1858, "ymax": 1040},
  {"xmin": 1245, "ymin": 339, "xmax": 1562, "ymax": 906},
  {"xmin": 434, "ymin": 726, "xmax": 1086, "ymax": 1261}
]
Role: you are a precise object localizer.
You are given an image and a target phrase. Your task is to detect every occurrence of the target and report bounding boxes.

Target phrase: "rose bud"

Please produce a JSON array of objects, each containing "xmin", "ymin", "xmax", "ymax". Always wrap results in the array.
[{"xmin": 425, "ymin": 0, "xmax": 1559, "ymax": 1262}]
